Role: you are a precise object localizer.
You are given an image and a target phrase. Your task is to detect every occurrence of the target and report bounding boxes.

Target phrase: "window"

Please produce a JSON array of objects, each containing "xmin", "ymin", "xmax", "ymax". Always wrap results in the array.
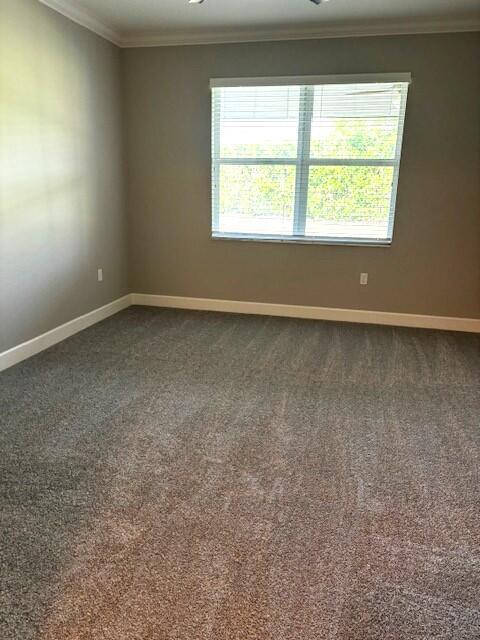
[{"xmin": 211, "ymin": 74, "xmax": 410, "ymax": 245}]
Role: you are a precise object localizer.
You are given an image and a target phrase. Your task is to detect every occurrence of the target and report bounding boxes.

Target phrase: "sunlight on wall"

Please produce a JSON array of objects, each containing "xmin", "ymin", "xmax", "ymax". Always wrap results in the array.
[{"xmin": 0, "ymin": 0, "xmax": 125, "ymax": 351}]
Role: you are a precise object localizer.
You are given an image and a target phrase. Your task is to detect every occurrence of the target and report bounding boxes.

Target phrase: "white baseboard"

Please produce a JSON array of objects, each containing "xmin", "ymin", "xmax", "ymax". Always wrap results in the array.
[
  {"xmin": 2, "ymin": 292, "xmax": 478, "ymax": 373},
  {"xmin": 0, "ymin": 295, "xmax": 132, "ymax": 373},
  {"xmin": 131, "ymin": 293, "xmax": 480, "ymax": 334}
]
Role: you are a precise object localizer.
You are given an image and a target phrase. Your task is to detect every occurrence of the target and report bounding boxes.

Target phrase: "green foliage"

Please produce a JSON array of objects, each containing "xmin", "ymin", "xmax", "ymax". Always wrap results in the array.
[
  {"xmin": 220, "ymin": 165, "xmax": 295, "ymax": 219},
  {"xmin": 307, "ymin": 166, "xmax": 393, "ymax": 222},
  {"xmin": 310, "ymin": 119, "xmax": 397, "ymax": 160},
  {"xmin": 219, "ymin": 121, "xmax": 396, "ymax": 224}
]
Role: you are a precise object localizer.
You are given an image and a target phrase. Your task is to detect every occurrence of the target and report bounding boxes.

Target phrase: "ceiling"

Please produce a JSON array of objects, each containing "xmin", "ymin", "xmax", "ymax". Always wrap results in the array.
[{"xmin": 39, "ymin": 0, "xmax": 480, "ymax": 47}]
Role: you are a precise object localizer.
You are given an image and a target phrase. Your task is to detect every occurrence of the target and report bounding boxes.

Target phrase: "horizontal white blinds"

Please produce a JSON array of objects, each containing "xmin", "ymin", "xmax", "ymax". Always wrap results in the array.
[{"xmin": 211, "ymin": 76, "xmax": 410, "ymax": 243}]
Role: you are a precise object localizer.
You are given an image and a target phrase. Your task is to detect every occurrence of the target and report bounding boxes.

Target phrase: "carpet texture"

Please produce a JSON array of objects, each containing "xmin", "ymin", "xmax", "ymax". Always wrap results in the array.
[{"xmin": 1, "ymin": 306, "xmax": 479, "ymax": 639}]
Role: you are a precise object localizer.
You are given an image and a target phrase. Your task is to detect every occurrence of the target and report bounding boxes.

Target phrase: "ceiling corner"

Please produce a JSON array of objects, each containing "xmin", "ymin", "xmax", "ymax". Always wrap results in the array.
[{"xmin": 38, "ymin": 0, "xmax": 122, "ymax": 46}]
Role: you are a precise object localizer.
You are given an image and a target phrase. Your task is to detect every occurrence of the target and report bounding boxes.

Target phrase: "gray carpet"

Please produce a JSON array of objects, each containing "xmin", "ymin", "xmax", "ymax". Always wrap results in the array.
[{"xmin": 1, "ymin": 306, "xmax": 479, "ymax": 639}]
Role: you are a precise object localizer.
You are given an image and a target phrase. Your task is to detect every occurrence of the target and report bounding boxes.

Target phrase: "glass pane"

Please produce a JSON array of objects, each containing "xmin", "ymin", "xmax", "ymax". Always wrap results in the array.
[
  {"xmin": 217, "ymin": 164, "xmax": 296, "ymax": 236},
  {"xmin": 305, "ymin": 166, "xmax": 394, "ymax": 239},
  {"xmin": 217, "ymin": 86, "xmax": 300, "ymax": 159},
  {"xmin": 310, "ymin": 84, "xmax": 403, "ymax": 160}
]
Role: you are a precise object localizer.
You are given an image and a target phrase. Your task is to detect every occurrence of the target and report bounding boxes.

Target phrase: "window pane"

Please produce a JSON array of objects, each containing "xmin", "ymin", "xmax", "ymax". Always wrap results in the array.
[
  {"xmin": 310, "ymin": 84, "xmax": 403, "ymax": 159},
  {"xmin": 216, "ymin": 164, "xmax": 295, "ymax": 235},
  {"xmin": 217, "ymin": 86, "xmax": 300, "ymax": 159},
  {"xmin": 211, "ymin": 80, "xmax": 409, "ymax": 243},
  {"xmin": 305, "ymin": 166, "xmax": 394, "ymax": 239}
]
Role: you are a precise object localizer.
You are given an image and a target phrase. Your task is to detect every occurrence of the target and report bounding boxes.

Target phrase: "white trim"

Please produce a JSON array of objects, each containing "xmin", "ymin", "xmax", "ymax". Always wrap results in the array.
[
  {"xmin": 119, "ymin": 19, "xmax": 480, "ymax": 48},
  {"xmin": 36, "ymin": 2, "xmax": 480, "ymax": 49},
  {"xmin": 131, "ymin": 294, "xmax": 480, "ymax": 334},
  {"xmin": 38, "ymin": 0, "xmax": 122, "ymax": 45},
  {"xmin": 210, "ymin": 73, "xmax": 412, "ymax": 88},
  {"xmin": 211, "ymin": 232, "xmax": 391, "ymax": 246},
  {"xmin": 1, "ymin": 292, "xmax": 478, "ymax": 373},
  {"xmin": 0, "ymin": 295, "xmax": 132, "ymax": 373}
]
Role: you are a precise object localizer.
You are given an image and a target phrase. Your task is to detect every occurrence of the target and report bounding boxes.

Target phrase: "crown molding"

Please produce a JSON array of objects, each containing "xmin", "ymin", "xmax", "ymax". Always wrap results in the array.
[
  {"xmin": 37, "ymin": 2, "xmax": 479, "ymax": 49},
  {"xmin": 38, "ymin": 0, "xmax": 122, "ymax": 45},
  {"xmin": 119, "ymin": 17, "xmax": 480, "ymax": 48}
]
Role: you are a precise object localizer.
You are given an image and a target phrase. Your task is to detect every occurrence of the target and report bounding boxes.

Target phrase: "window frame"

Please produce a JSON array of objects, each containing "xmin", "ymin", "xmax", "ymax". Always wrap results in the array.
[{"xmin": 211, "ymin": 73, "xmax": 411, "ymax": 247}]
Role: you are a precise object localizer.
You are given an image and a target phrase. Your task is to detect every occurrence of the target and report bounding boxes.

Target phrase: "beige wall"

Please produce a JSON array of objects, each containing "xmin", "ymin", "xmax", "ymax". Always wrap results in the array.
[
  {"xmin": 0, "ymin": 0, "xmax": 128, "ymax": 352},
  {"xmin": 1, "ymin": 10, "xmax": 478, "ymax": 354},
  {"xmin": 123, "ymin": 32, "xmax": 480, "ymax": 319}
]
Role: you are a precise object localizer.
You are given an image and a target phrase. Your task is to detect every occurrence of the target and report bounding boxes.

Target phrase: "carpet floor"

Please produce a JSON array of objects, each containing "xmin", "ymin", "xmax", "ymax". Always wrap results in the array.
[{"xmin": 1, "ymin": 306, "xmax": 479, "ymax": 639}]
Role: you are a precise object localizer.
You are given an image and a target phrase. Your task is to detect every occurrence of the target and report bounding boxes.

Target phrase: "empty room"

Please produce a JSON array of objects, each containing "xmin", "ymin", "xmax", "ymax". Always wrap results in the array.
[{"xmin": 1, "ymin": 0, "xmax": 479, "ymax": 638}]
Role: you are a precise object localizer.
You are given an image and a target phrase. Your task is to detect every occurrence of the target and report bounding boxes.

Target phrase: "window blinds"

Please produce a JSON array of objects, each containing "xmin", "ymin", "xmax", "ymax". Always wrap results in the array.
[{"xmin": 211, "ymin": 73, "xmax": 410, "ymax": 244}]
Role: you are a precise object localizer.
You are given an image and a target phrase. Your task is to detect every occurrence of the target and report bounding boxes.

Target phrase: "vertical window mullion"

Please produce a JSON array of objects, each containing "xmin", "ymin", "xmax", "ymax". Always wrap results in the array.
[{"xmin": 293, "ymin": 86, "xmax": 314, "ymax": 236}]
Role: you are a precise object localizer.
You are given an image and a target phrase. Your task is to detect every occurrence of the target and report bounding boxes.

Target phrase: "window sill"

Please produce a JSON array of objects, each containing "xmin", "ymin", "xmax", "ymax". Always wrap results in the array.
[{"xmin": 212, "ymin": 232, "xmax": 392, "ymax": 247}]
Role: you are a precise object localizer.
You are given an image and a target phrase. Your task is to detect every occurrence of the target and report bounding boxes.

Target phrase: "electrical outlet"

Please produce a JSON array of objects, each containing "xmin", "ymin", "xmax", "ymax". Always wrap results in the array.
[
  {"xmin": 97, "ymin": 268, "xmax": 103, "ymax": 282},
  {"xmin": 360, "ymin": 272, "xmax": 368, "ymax": 286}
]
